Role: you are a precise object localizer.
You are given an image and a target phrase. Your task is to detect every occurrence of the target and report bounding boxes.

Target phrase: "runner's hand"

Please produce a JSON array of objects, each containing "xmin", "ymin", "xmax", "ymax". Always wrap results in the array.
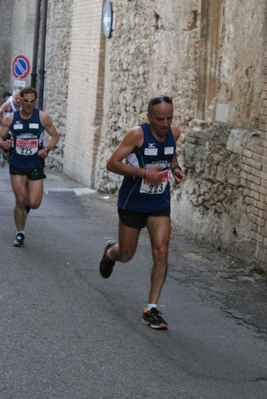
[
  {"xmin": 173, "ymin": 168, "xmax": 186, "ymax": 184},
  {"xmin": 1, "ymin": 139, "xmax": 12, "ymax": 150},
  {"xmin": 145, "ymin": 166, "xmax": 166, "ymax": 184},
  {"xmin": 38, "ymin": 149, "xmax": 49, "ymax": 159}
]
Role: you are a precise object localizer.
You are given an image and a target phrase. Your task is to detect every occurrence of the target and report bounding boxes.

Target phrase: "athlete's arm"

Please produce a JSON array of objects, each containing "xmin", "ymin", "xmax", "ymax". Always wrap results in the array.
[
  {"xmin": 170, "ymin": 126, "xmax": 186, "ymax": 184},
  {"xmin": 107, "ymin": 126, "xmax": 167, "ymax": 184},
  {"xmin": 107, "ymin": 126, "xmax": 144, "ymax": 177},
  {"xmin": 0, "ymin": 101, "xmax": 10, "ymax": 123},
  {"xmin": 0, "ymin": 114, "xmax": 13, "ymax": 150},
  {"xmin": 38, "ymin": 111, "xmax": 60, "ymax": 158}
]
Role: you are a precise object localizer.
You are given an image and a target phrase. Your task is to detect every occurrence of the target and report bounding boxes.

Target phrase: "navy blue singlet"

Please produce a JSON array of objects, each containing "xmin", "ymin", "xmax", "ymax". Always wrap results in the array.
[
  {"xmin": 117, "ymin": 122, "xmax": 176, "ymax": 213},
  {"xmin": 8, "ymin": 109, "xmax": 45, "ymax": 169}
]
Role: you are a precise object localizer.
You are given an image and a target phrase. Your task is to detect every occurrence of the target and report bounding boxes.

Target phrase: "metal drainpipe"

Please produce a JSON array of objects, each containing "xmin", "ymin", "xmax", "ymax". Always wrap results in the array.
[
  {"xmin": 38, "ymin": 0, "xmax": 48, "ymax": 110},
  {"xmin": 30, "ymin": 0, "xmax": 41, "ymax": 88}
]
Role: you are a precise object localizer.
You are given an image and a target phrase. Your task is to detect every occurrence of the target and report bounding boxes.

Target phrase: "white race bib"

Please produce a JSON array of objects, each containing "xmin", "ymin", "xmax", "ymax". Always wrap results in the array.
[
  {"xmin": 140, "ymin": 170, "xmax": 169, "ymax": 194},
  {"xmin": 16, "ymin": 138, "xmax": 38, "ymax": 155}
]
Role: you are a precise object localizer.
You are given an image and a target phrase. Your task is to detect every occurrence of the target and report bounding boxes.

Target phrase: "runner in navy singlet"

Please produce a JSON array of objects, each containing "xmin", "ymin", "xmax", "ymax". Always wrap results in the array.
[
  {"xmin": 99, "ymin": 95, "xmax": 186, "ymax": 329},
  {"xmin": 0, "ymin": 86, "xmax": 59, "ymax": 247}
]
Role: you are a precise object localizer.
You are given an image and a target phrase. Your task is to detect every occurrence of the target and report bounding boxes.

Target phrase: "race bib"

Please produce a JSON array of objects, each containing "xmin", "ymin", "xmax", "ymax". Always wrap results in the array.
[
  {"xmin": 140, "ymin": 170, "xmax": 169, "ymax": 194},
  {"xmin": 16, "ymin": 139, "xmax": 38, "ymax": 155}
]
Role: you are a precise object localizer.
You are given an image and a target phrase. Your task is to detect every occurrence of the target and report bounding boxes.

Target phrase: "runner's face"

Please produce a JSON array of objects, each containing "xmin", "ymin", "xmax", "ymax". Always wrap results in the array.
[
  {"xmin": 20, "ymin": 94, "xmax": 36, "ymax": 114},
  {"xmin": 13, "ymin": 93, "xmax": 21, "ymax": 108},
  {"xmin": 147, "ymin": 102, "xmax": 173, "ymax": 139}
]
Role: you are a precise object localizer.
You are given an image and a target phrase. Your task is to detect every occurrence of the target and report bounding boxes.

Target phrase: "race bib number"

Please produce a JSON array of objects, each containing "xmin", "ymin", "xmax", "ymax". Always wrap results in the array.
[
  {"xmin": 140, "ymin": 170, "xmax": 169, "ymax": 194},
  {"xmin": 16, "ymin": 139, "xmax": 38, "ymax": 155}
]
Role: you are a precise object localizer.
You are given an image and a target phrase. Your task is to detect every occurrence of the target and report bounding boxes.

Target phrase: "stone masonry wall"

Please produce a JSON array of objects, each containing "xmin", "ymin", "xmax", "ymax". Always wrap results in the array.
[
  {"xmin": 175, "ymin": 0, "xmax": 267, "ymax": 269},
  {"xmin": 175, "ymin": 125, "xmax": 255, "ymax": 261},
  {"xmin": 44, "ymin": 0, "xmax": 73, "ymax": 171},
  {"xmin": 96, "ymin": 0, "xmax": 267, "ymax": 270},
  {"xmin": 96, "ymin": 0, "xmax": 199, "ymax": 192}
]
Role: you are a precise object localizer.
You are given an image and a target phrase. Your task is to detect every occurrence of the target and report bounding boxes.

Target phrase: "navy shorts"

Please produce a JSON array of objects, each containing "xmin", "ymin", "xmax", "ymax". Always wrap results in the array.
[
  {"xmin": 9, "ymin": 167, "xmax": 46, "ymax": 181},
  {"xmin": 118, "ymin": 207, "xmax": 170, "ymax": 229}
]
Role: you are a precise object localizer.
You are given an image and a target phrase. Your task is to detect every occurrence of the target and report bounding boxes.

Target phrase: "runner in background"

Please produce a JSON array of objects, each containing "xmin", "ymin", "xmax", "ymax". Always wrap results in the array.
[{"xmin": 0, "ymin": 86, "xmax": 59, "ymax": 247}]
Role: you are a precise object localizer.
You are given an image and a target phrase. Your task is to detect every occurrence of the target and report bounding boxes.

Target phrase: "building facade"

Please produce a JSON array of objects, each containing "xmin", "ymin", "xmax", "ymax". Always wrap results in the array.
[{"xmin": 1, "ymin": 0, "xmax": 267, "ymax": 272}]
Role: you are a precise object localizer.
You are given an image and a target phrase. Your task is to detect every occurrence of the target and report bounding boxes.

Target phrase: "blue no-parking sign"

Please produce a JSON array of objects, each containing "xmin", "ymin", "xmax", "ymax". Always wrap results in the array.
[{"xmin": 11, "ymin": 55, "xmax": 30, "ymax": 79}]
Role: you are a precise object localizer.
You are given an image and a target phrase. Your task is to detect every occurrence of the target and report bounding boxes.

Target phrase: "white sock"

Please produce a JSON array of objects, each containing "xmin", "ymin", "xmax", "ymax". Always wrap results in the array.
[
  {"xmin": 147, "ymin": 304, "xmax": 157, "ymax": 311},
  {"xmin": 107, "ymin": 248, "xmax": 115, "ymax": 260},
  {"xmin": 17, "ymin": 230, "xmax": 24, "ymax": 235}
]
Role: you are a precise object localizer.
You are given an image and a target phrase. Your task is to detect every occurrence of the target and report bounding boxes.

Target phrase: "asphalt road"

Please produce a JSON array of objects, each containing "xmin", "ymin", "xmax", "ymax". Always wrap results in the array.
[{"xmin": 0, "ymin": 166, "xmax": 267, "ymax": 399}]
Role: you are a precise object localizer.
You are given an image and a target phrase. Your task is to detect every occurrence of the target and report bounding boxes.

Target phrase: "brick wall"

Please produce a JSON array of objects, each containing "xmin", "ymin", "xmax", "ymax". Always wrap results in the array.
[{"xmin": 240, "ymin": 38, "xmax": 267, "ymax": 267}]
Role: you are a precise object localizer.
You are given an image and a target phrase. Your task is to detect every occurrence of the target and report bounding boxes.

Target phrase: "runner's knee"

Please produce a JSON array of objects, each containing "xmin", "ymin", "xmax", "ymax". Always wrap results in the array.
[
  {"xmin": 153, "ymin": 244, "xmax": 168, "ymax": 261},
  {"xmin": 29, "ymin": 200, "xmax": 41, "ymax": 209},
  {"xmin": 119, "ymin": 248, "xmax": 135, "ymax": 263}
]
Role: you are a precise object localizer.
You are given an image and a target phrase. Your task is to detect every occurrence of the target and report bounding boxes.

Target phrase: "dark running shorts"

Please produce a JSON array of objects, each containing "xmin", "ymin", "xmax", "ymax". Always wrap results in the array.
[
  {"xmin": 118, "ymin": 207, "xmax": 170, "ymax": 229},
  {"xmin": 9, "ymin": 167, "xmax": 46, "ymax": 181}
]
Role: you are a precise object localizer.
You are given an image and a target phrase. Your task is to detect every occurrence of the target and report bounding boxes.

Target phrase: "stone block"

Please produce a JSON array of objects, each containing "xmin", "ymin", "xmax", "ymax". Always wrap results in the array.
[
  {"xmin": 215, "ymin": 104, "xmax": 229, "ymax": 123},
  {"xmin": 227, "ymin": 128, "xmax": 251, "ymax": 155}
]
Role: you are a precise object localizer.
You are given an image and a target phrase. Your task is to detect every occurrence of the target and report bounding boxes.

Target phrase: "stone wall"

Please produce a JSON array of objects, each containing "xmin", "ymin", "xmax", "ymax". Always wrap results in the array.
[
  {"xmin": 95, "ymin": 0, "xmax": 267, "ymax": 270},
  {"xmin": 215, "ymin": 0, "xmax": 263, "ymax": 128},
  {"xmin": 44, "ymin": 0, "xmax": 73, "ymax": 171},
  {"xmin": 96, "ymin": 0, "xmax": 199, "ymax": 191},
  {"xmin": 175, "ymin": 0, "xmax": 267, "ymax": 270},
  {"xmin": 174, "ymin": 125, "xmax": 255, "ymax": 260}
]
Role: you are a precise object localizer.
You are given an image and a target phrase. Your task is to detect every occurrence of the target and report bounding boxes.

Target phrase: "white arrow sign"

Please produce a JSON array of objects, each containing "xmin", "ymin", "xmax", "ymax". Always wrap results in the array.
[
  {"xmin": 103, "ymin": 12, "xmax": 111, "ymax": 30},
  {"xmin": 102, "ymin": 1, "xmax": 113, "ymax": 37}
]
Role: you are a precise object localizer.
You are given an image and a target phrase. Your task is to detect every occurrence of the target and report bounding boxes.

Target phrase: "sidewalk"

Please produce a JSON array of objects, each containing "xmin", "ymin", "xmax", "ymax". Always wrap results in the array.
[{"xmin": 45, "ymin": 168, "xmax": 267, "ymax": 338}]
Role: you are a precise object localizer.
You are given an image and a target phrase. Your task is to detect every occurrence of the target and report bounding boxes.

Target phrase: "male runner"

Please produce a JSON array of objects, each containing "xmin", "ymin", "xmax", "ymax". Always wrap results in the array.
[
  {"xmin": 0, "ymin": 89, "xmax": 21, "ymax": 121},
  {"xmin": 99, "ymin": 95, "xmax": 186, "ymax": 329},
  {"xmin": 0, "ymin": 86, "xmax": 59, "ymax": 247}
]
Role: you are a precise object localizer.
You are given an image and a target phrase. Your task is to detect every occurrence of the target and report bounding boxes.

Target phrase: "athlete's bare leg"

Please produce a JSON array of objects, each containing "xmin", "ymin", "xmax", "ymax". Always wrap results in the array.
[
  {"xmin": 146, "ymin": 216, "xmax": 170, "ymax": 304},
  {"xmin": 10, "ymin": 175, "xmax": 43, "ymax": 231},
  {"xmin": 27, "ymin": 178, "xmax": 43, "ymax": 209},
  {"xmin": 108, "ymin": 219, "xmax": 141, "ymax": 262}
]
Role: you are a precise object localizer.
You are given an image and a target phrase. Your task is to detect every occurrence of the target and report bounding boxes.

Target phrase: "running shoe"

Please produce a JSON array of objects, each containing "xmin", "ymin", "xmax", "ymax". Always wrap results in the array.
[
  {"xmin": 12, "ymin": 233, "xmax": 25, "ymax": 247},
  {"xmin": 142, "ymin": 307, "xmax": 168, "ymax": 330},
  {"xmin": 99, "ymin": 240, "xmax": 116, "ymax": 278}
]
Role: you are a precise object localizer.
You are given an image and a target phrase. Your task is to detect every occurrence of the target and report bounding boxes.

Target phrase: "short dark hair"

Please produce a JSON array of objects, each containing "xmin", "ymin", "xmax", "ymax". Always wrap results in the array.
[
  {"xmin": 2, "ymin": 91, "xmax": 11, "ymax": 98},
  {"xmin": 20, "ymin": 86, "xmax": 37, "ymax": 100},
  {"xmin": 148, "ymin": 95, "xmax": 173, "ymax": 114}
]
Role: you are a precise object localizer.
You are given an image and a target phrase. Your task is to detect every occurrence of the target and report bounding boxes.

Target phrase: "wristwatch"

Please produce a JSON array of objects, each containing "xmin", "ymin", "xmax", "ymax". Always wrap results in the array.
[{"xmin": 44, "ymin": 147, "xmax": 50, "ymax": 154}]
